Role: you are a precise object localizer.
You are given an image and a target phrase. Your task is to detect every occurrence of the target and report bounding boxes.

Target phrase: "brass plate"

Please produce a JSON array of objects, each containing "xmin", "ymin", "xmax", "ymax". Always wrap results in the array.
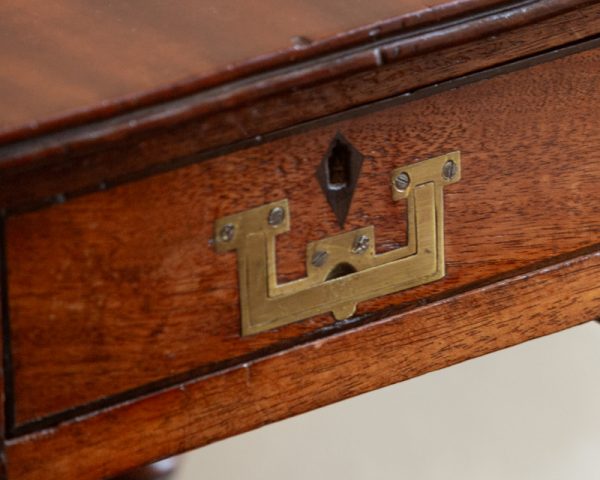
[{"xmin": 214, "ymin": 152, "xmax": 461, "ymax": 335}]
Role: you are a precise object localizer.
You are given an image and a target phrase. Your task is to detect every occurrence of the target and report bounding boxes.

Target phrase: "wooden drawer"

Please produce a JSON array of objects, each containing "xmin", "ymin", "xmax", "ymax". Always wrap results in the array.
[{"xmin": 5, "ymin": 45, "xmax": 600, "ymax": 434}]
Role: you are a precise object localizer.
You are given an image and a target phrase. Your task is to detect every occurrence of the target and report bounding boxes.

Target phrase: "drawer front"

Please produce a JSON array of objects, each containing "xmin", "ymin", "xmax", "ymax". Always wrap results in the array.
[{"xmin": 6, "ymin": 47, "xmax": 600, "ymax": 429}]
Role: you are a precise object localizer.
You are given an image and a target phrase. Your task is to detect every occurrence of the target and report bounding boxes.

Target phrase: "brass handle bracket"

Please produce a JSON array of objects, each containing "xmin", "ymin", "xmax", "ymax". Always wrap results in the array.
[{"xmin": 215, "ymin": 152, "xmax": 461, "ymax": 335}]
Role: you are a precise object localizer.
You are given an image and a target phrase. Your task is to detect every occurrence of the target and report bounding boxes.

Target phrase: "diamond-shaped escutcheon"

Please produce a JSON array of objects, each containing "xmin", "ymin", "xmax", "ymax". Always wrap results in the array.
[{"xmin": 315, "ymin": 132, "xmax": 364, "ymax": 228}]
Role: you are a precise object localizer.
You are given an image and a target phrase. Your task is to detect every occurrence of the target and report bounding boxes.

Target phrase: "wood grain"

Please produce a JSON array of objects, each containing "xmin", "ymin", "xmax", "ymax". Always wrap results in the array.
[
  {"xmin": 6, "ymin": 47, "xmax": 600, "ymax": 429},
  {"xmin": 6, "ymin": 250, "xmax": 600, "ymax": 480},
  {"xmin": 2, "ymin": 0, "xmax": 600, "ymax": 212},
  {"xmin": 0, "ymin": 0, "xmax": 500, "ymax": 135},
  {"xmin": 0, "ymin": 220, "xmax": 7, "ymax": 479}
]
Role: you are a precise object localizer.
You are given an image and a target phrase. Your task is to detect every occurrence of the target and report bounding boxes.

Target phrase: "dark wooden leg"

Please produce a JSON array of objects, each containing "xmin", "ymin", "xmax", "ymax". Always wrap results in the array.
[{"xmin": 111, "ymin": 458, "xmax": 180, "ymax": 480}]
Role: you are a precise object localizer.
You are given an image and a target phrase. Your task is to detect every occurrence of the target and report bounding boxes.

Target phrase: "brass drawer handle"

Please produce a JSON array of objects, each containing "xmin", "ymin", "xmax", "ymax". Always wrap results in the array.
[{"xmin": 214, "ymin": 152, "xmax": 461, "ymax": 335}]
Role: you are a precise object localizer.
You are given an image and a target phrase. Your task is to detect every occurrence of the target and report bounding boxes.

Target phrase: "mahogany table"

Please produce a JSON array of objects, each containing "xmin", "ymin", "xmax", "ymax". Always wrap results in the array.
[{"xmin": 0, "ymin": 1, "xmax": 599, "ymax": 478}]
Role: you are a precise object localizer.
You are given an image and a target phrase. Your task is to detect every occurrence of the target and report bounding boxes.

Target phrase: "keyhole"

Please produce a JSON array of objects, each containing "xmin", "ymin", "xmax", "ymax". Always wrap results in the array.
[{"xmin": 327, "ymin": 139, "xmax": 352, "ymax": 189}]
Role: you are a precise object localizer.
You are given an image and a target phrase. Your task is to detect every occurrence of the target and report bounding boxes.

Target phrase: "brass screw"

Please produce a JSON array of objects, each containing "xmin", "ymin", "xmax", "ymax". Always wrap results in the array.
[
  {"xmin": 311, "ymin": 250, "xmax": 329, "ymax": 267},
  {"xmin": 219, "ymin": 224, "xmax": 235, "ymax": 242},
  {"xmin": 268, "ymin": 206, "xmax": 285, "ymax": 226},
  {"xmin": 394, "ymin": 172, "xmax": 410, "ymax": 191},
  {"xmin": 442, "ymin": 160, "xmax": 458, "ymax": 180},
  {"xmin": 352, "ymin": 235, "xmax": 370, "ymax": 254}
]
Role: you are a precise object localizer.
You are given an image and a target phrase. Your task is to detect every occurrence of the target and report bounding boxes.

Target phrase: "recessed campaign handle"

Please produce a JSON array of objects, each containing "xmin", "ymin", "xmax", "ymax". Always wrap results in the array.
[{"xmin": 214, "ymin": 152, "xmax": 461, "ymax": 336}]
